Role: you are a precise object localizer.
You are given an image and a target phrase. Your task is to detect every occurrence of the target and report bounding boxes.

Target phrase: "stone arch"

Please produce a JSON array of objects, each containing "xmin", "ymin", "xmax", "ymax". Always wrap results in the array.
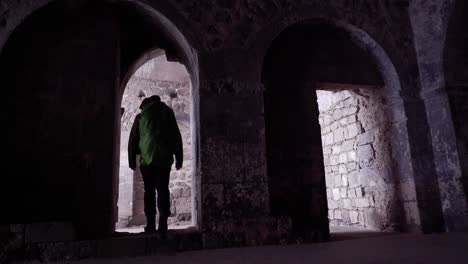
[
  {"xmin": 0, "ymin": 0, "xmax": 201, "ymax": 237},
  {"xmin": 257, "ymin": 16, "xmax": 438, "ymax": 233},
  {"xmin": 119, "ymin": 44, "xmax": 201, "ymax": 229},
  {"xmin": 0, "ymin": 0, "xmax": 201, "ymax": 54},
  {"xmin": 111, "ymin": 0, "xmax": 201, "ymax": 230}
]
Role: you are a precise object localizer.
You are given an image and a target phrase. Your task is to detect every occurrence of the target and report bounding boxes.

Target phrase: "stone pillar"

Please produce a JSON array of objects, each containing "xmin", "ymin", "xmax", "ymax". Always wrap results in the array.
[{"xmin": 410, "ymin": 0, "xmax": 468, "ymax": 231}]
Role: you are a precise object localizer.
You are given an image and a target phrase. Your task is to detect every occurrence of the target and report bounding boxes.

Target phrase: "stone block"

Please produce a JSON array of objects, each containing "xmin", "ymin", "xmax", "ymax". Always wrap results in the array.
[
  {"xmin": 339, "ymin": 164, "xmax": 347, "ymax": 174},
  {"xmin": 343, "ymin": 127, "xmax": 349, "ymax": 140},
  {"xmin": 340, "ymin": 188, "xmax": 347, "ymax": 198},
  {"xmin": 342, "ymin": 210, "xmax": 350, "ymax": 223},
  {"xmin": 343, "ymin": 107, "xmax": 358, "ymax": 116},
  {"xmin": 333, "ymin": 109, "xmax": 343, "ymax": 119},
  {"xmin": 334, "ymin": 210, "xmax": 343, "ymax": 220},
  {"xmin": 350, "ymin": 211, "xmax": 359, "ymax": 223},
  {"xmin": 342, "ymin": 175, "xmax": 348, "ymax": 186},
  {"xmin": 333, "ymin": 127, "xmax": 344, "ymax": 143},
  {"xmin": 357, "ymin": 144, "xmax": 375, "ymax": 166},
  {"xmin": 346, "ymin": 122, "xmax": 362, "ymax": 139},
  {"xmin": 348, "ymin": 188, "xmax": 356, "ymax": 198},
  {"xmin": 323, "ymin": 115, "xmax": 332, "ymax": 126},
  {"xmin": 331, "ymin": 121, "xmax": 339, "ymax": 130},
  {"xmin": 347, "ymin": 115, "xmax": 357, "ymax": 123},
  {"xmin": 339, "ymin": 153, "xmax": 348, "ymax": 163},
  {"xmin": 347, "ymin": 162, "xmax": 357, "ymax": 171},
  {"xmin": 357, "ymin": 131, "xmax": 374, "ymax": 146},
  {"xmin": 328, "ymin": 199, "xmax": 339, "ymax": 209},
  {"xmin": 348, "ymin": 151, "xmax": 357, "ymax": 161},
  {"xmin": 323, "ymin": 132, "xmax": 334, "ymax": 146},
  {"xmin": 332, "ymin": 188, "xmax": 341, "ymax": 201},
  {"xmin": 348, "ymin": 171, "xmax": 359, "ymax": 187},
  {"xmin": 334, "ymin": 174, "xmax": 342, "ymax": 187},
  {"xmin": 342, "ymin": 140, "xmax": 355, "ymax": 151},
  {"xmin": 182, "ymin": 187, "xmax": 191, "ymax": 198},
  {"xmin": 322, "ymin": 125, "xmax": 331, "ymax": 134},
  {"xmin": 326, "ymin": 188, "xmax": 332, "ymax": 198},
  {"xmin": 330, "ymin": 155, "xmax": 339, "ymax": 166},
  {"xmin": 344, "ymin": 97, "xmax": 357, "ymax": 107},
  {"xmin": 343, "ymin": 199, "xmax": 353, "ymax": 209},
  {"xmin": 325, "ymin": 173, "xmax": 333, "ymax": 186},
  {"xmin": 172, "ymin": 188, "xmax": 184, "ymax": 198},
  {"xmin": 359, "ymin": 211, "xmax": 365, "ymax": 225},
  {"xmin": 329, "ymin": 210, "xmax": 334, "ymax": 220},
  {"xmin": 331, "ymin": 165, "xmax": 339, "ymax": 173},
  {"xmin": 339, "ymin": 118, "xmax": 348, "ymax": 126},
  {"xmin": 332, "ymin": 145, "xmax": 341, "ymax": 154},
  {"xmin": 323, "ymin": 146, "xmax": 332, "ymax": 155},
  {"xmin": 354, "ymin": 198, "xmax": 370, "ymax": 208}
]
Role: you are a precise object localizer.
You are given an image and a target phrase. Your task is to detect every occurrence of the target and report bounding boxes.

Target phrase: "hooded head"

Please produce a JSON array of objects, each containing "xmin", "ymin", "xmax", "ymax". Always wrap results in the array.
[{"xmin": 139, "ymin": 95, "xmax": 161, "ymax": 110}]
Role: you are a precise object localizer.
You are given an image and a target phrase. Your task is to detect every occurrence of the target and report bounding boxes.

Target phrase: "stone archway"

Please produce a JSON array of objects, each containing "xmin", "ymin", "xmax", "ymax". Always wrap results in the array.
[
  {"xmin": 260, "ymin": 19, "xmax": 420, "ymax": 236},
  {"xmin": 0, "ymin": 0, "xmax": 200, "ymax": 238}
]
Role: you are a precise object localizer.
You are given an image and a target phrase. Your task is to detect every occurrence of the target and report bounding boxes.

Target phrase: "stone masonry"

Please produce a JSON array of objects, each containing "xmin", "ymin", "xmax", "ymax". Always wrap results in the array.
[
  {"xmin": 317, "ymin": 85, "xmax": 400, "ymax": 231},
  {"xmin": 118, "ymin": 54, "xmax": 193, "ymax": 228}
]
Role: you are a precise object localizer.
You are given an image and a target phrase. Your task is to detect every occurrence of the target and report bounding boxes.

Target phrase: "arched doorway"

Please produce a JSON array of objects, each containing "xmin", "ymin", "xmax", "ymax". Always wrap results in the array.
[
  {"xmin": 0, "ymin": 0, "xmax": 200, "ymax": 239},
  {"xmin": 261, "ymin": 20, "xmax": 409, "ymax": 238},
  {"xmin": 117, "ymin": 51, "xmax": 195, "ymax": 232}
]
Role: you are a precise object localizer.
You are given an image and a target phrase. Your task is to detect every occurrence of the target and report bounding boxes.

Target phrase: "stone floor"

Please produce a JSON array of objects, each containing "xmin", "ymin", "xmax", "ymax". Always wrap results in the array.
[
  {"xmin": 116, "ymin": 225, "xmax": 192, "ymax": 234},
  {"xmin": 50, "ymin": 231, "xmax": 468, "ymax": 264}
]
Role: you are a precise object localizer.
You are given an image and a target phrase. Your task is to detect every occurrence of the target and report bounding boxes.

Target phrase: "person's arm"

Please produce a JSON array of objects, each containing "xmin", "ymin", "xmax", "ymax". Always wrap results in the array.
[
  {"xmin": 128, "ymin": 114, "xmax": 140, "ymax": 170},
  {"xmin": 170, "ymin": 111, "xmax": 183, "ymax": 170}
]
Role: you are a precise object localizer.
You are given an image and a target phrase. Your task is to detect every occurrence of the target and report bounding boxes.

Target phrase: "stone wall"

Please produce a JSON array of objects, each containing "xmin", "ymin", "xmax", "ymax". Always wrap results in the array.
[
  {"xmin": 317, "ymin": 85, "xmax": 400, "ymax": 230},
  {"xmin": 2, "ymin": 1, "xmax": 468, "ymax": 254},
  {"xmin": 118, "ymin": 54, "xmax": 192, "ymax": 228}
]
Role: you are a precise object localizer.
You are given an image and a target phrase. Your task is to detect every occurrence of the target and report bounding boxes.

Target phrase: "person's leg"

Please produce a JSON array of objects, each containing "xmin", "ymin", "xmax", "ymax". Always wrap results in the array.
[
  {"xmin": 140, "ymin": 165, "xmax": 157, "ymax": 232},
  {"xmin": 155, "ymin": 166, "xmax": 171, "ymax": 233}
]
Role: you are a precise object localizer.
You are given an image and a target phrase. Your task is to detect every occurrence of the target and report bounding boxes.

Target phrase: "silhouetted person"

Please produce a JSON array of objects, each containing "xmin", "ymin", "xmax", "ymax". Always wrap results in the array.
[{"xmin": 128, "ymin": 95, "xmax": 183, "ymax": 233}]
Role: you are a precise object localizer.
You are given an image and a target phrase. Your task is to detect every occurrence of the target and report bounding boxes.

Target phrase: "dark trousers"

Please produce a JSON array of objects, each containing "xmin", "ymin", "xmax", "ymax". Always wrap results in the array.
[{"xmin": 140, "ymin": 165, "xmax": 171, "ymax": 221}]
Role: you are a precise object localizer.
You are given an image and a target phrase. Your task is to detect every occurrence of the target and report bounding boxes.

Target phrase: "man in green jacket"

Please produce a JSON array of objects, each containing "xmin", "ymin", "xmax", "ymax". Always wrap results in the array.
[{"xmin": 128, "ymin": 95, "xmax": 183, "ymax": 233}]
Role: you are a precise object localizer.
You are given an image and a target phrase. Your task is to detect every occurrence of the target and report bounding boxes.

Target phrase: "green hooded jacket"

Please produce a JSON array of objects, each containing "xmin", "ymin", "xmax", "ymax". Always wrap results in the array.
[{"xmin": 128, "ymin": 100, "xmax": 183, "ymax": 169}]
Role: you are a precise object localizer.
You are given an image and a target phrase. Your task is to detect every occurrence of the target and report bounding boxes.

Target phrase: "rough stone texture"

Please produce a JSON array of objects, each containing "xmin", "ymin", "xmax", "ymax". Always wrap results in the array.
[
  {"xmin": 410, "ymin": 0, "xmax": 468, "ymax": 231},
  {"xmin": 0, "ymin": 2, "xmax": 467, "ymax": 262},
  {"xmin": 318, "ymin": 86, "xmax": 400, "ymax": 230},
  {"xmin": 118, "ymin": 54, "xmax": 193, "ymax": 228}
]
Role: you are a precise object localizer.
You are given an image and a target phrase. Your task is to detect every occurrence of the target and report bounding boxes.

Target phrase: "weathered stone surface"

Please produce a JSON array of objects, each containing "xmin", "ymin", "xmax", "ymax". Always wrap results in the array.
[
  {"xmin": 357, "ymin": 144, "xmax": 375, "ymax": 167},
  {"xmin": 334, "ymin": 210, "xmax": 343, "ymax": 220},
  {"xmin": 350, "ymin": 211, "xmax": 359, "ymax": 223},
  {"xmin": 319, "ymin": 88, "xmax": 398, "ymax": 229},
  {"xmin": 355, "ymin": 198, "xmax": 370, "ymax": 208},
  {"xmin": 357, "ymin": 131, "xmax": 374, "ymax": 146},
  {"xmin": 333, "ymin": 127, "xmax": 344, "ymax": 143},
  {"xmin": 0, "ymin": 1, "xmax": 466, "ymax": 259},
  {"xmin": 332, "ymin": 188, "xmax": 341, "ymax": 201}
]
